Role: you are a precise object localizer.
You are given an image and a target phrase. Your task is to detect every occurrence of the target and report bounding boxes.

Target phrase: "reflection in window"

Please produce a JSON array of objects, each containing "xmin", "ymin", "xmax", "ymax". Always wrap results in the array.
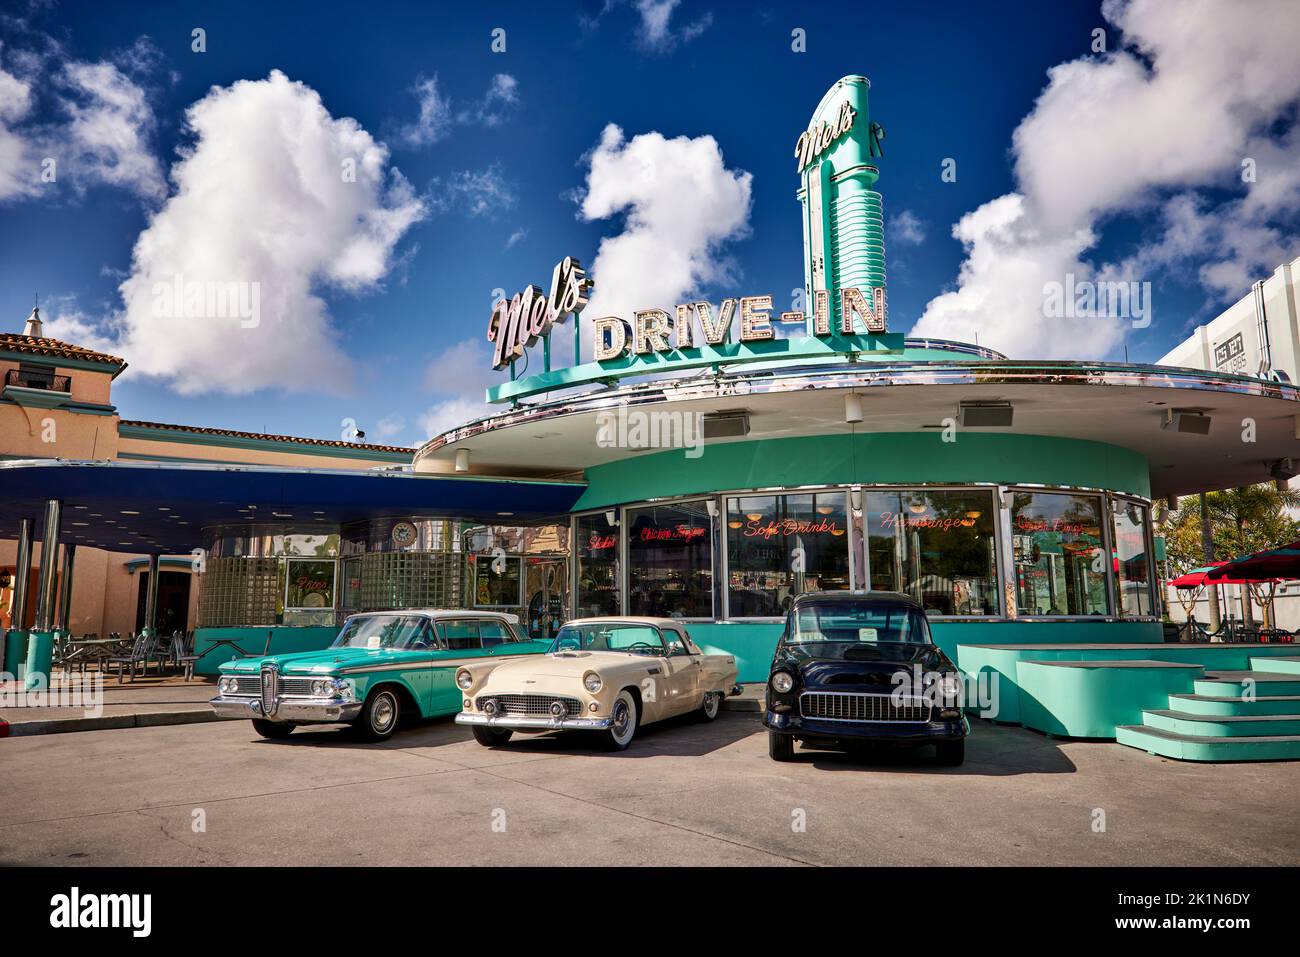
[
  {"xmin": 1010, "ymin": 491, "xmax": 1108, "ymax": 616},
  {"xmin": 865, "ymin": 489, "xmax": 999, "ymax": 615},
  {"xmin": 474, "ymin": 555, "xmax": 520, "ymax": 606},
  {"xmin": 1113, "ymin": 500, "xmax": 1154, "ymax": 617},
  {"xmin": 285, "ymin": 559, "xmax": 335, "ymax": 609},
  {"xmin": 626, "ymin": 501, "xmax": 713, "ymax": 618},
  {"xmin": 575, "ymin": 513, "xmax": 621, "ymax": 617},
  {"xmin": 726, "ymin": 492, "xmax": 849, "ymax": 616},
  {"xmin": 342, "ymin": 558, "xmax": 362, "ymax": 609}
]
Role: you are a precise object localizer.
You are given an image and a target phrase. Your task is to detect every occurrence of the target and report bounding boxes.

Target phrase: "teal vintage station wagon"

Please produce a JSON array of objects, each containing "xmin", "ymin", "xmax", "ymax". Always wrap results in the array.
[{"xmin": 210, "ymin": 610, "xmax": 548, "ymax": 741}]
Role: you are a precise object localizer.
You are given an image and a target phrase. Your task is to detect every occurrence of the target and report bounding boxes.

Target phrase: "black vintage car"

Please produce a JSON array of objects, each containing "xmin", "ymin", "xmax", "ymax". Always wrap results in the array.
[{"xmin": 763, "ymin": 591, "xmax": 968, "ymax": 765}]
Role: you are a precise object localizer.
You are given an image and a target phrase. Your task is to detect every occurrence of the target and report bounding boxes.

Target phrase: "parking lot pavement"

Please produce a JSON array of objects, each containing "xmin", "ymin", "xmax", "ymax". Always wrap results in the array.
[{"xmin": 2, "ymin": 712, "xmax": 1298, "ymax": 867}]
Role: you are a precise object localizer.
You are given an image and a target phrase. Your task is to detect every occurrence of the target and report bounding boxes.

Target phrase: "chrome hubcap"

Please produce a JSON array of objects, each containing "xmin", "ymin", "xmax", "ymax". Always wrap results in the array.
[
  {"xmin": 612, "ymin": 701, "xmax": 631, "ymax": 739},
  {"xmin": 705, "ymin": 694, "xmax": 718, "ymax": 716},
  {"xmin": 373, "ymin": 694, "xmax": 396, "ymax": 730}
]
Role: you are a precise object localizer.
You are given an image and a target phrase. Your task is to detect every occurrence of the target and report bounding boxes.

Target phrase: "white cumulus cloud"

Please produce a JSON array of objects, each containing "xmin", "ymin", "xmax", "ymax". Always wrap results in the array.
[
  {"xmin": 0, "ymin": 39, "xmax": 164, "ymax": 202},
  {"xmin": 577, "ymin": 123, "xmax": 752, "ymax": 329},
  {"xmin": 912, "ymin": 0, "xmax": 1300, "ymax": 358},
  {"xmin": 112, "ymin": 70, "xmax": 426, "ymax": 395}
]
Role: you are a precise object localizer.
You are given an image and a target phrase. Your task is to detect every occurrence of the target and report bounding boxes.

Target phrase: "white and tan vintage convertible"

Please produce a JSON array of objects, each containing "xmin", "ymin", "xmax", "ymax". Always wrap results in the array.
[{"xmin": 455, "ymin": 617, "xmax": 742, "ymax": 750}]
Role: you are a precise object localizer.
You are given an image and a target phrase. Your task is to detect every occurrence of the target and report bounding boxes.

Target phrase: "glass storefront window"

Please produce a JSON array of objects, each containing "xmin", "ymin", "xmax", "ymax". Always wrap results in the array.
[
  {"xmin": 341, "ymin": 558, "xmax": 362, "ymax": 609},
  {"xmin": 284, "ymin": 558, "xmax": 336, "ymax": 627},
  {"xmin": 626, "ymin": 501, "xmax": 713, "ymax": 618},
  {"xmin": 866, "ymin": 489, "xmax": 999, "ymax": 615},
  {"xmin": 1010, "ymin": 491, "xmax": 1108, "ymax": 616},
  {"xmin": 285, "ymin": 558, "xmax": 335, "ymax": 609},
  {"xmin": 726, "ymin": 492, "xmax": 849, "ymax": 616},
  {"xmin": 474, "ymin": 554, "xmax": 521, "ymax": 606},
  {"xmin": 1113, "ymin": 500, "xmax": 1155, "ymax": 617},
  {"xmin": 575, "ymin": 513, "xmax": 621, "ymax": 617}
]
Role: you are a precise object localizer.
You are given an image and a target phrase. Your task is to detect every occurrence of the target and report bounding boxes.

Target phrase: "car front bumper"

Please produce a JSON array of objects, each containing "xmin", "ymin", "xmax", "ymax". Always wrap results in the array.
[
  {"xmin": 210, "ymin": 695, "xmax": 363, "ymax": 724},
  {"xmin": 763, "ymin": 710, "xmax": 968, "ymax": 745},
  {"xmin": 456, "ymin": 712, "xmax": 614, "ymax": 732}
]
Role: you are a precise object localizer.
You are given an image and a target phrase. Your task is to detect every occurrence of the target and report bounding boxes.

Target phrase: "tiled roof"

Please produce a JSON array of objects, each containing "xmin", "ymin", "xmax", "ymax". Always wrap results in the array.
[
  {"xmin": 118, "ymin": 420, "xmax": 415, "ymax": 455},
  {"xmin": 0, "ymin": 333, "xmax": 126, "ymax": 367}
]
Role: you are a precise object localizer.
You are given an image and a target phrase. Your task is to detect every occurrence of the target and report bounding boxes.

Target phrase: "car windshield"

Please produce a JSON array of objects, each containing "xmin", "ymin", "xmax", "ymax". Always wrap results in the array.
[
  {"xmin": 789, "ymin": 600, "xmax": 930, "ymax": 645},
  {"xmin": 548, "ymin": 623, "xmax": 666, "ymax": 656},
  {"xmin": 331, "ymin": 615, "xmax": 432, "ymax": 650}
]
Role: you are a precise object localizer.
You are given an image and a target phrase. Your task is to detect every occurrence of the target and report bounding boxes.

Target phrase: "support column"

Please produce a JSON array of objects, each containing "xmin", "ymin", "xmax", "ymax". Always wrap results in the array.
[
  {"xmin": 3, "ymin": 518, "xmax": 33, "ymax": 675},
  {"xmin": 25, "ymin": 499, "xmax": 61, "ymax": 688},
  {"xmin": 1199, "ymin": 493, "xmax": 1221, "ymax": 631},
  {"xmin": 143, "ymin": 553, "xmax": 160, "ymax": 638},
  {"xmin": 57, "ymin": 543, "xmax": 77, "ymax": 635}
]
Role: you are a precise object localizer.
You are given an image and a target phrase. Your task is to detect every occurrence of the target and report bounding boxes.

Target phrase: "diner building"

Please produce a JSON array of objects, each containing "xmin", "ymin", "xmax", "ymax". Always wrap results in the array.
[{"xmin": 4, "ymin": 76, "xmax": 1300, "ymax": 760}]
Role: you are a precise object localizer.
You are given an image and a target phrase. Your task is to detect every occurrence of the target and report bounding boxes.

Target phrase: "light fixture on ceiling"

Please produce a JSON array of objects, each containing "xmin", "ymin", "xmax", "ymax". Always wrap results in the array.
[
  {"xmin": 702, "ymin": 409, "xmax": 750, "ymax": 439},
  {"xmin": 1270, "ymin": 457, "xmax": 1296, "ymax": 484},
  {"xmin": 454, "ymin": 449, "xmax": 471, "ymax": 472},
  {"xmin": 845, "ymin": 393, "xmax": 863, "ymax": 424},
  {"xmin": 1161, "ymin": 408, "xmax": 1211, "ymax": 434},
  {"xmin": 958, "ymin": 400, "xmax": 1014, "ymax": 428}
]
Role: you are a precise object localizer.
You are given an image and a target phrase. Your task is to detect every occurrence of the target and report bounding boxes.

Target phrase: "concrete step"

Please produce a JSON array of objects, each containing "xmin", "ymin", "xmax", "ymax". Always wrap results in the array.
[
  {"xmin": 1194, "ymin": 672, "xmax": 1300, "ymax": 696},
  {"xmin": 1141, "ymin": 709, "xmax": 1300, "ymax": 737},
  {"xmin": 1116, "ymin": 724, "xmax": 1300, "ymax": 761},
  {"xmin": 1249, "ymin": 656, "xmax": 1300, "ymax": 675},
  {"xmin": 1168, "ymin": 692, "xmax": 1300, "ymax": 716}
]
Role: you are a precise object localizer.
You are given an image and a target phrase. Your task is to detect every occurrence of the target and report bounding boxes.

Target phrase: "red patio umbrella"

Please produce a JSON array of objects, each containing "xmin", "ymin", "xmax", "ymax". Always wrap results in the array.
[
  {"xmin": 1169, "ymin": 562, "xmax": 1231, "ymax": 588},
  {"xmin": 1205, "ymin": 540, "xmax": 1300, "ymax": 582}
]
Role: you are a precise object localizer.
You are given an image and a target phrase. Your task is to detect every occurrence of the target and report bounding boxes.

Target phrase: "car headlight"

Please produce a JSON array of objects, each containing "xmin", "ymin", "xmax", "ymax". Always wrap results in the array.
[
  {"xmin": 583, "ymin": 671, "xmax": 603, "ymax": 693},
  {"xmin": 311, "ymin": 679, "xmax": 331, "ymax": 696},
  {"xmin": 456, "ymin": 669, "xmax": 473, "ymax": 690},
  {"xmin": 938, "ymin": 675, "xmax": 961, "ymax": 700},
  {"xmin": 218, "ymin": 676, "xmax": 236, "ymax": 694},
  {"xmin": 770, "ymin": 671, "xmax": 794, "ymax": 694}
]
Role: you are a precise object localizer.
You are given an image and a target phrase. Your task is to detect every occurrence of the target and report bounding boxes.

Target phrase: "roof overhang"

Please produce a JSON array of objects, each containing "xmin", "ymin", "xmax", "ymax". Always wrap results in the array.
[
  {"xmin": 415, "ymin": 359, "xmax": 1300, "ymax": 499},
  {"xmin": 0, "ymin": 460, "xmax": 586, "ymax": 553}
]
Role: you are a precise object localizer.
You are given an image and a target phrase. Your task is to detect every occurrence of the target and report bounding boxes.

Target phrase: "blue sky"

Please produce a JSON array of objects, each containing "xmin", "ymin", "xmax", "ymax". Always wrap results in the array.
[{"xmin": 2, "ymin": 0, "xmax": 1298, "ymax": 447}]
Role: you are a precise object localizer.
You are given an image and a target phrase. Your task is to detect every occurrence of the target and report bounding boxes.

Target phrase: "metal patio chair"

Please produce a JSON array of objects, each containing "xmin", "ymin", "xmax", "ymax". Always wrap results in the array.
[
  {"xmin": 105, "ymin": 632, "xmax": 159, "ymax": 683},
  {"xmin": 174, "ymin": 630, "xmax": 201, "ymax": 681}
]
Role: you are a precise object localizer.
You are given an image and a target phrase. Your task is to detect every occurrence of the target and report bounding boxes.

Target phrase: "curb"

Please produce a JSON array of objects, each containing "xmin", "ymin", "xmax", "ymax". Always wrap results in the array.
[{"xmin": 3, "ymin": 709, "xmax": 235, "ymax": 737}]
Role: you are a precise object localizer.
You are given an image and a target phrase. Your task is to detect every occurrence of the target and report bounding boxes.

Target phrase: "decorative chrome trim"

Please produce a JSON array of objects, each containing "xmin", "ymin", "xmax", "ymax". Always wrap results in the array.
[
  {"xmin": 456, "ymin": 712, "xmax": 614, "ymax": 731},
  {"xmin": 417, "ymin": 359, "xmax": 1300, "ymax": 457}
]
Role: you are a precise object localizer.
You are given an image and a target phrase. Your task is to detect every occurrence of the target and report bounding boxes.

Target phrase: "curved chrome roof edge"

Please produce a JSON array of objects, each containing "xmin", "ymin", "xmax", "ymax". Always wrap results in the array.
[{"xmin": 417, "ymin": 360, "xmax": 1300, "ymax": 459}]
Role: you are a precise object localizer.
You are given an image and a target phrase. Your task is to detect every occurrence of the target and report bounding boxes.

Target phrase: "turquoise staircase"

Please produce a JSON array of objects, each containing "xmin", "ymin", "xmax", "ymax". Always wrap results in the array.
[{"xmin": 1116, "ymin": 657, "xmax": 1300, "ymax": 761}]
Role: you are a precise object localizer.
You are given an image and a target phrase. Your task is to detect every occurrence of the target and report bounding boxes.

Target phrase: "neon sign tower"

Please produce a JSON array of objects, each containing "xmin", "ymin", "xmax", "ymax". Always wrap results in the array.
[{"xmin": 796, "ymin": 75, "xmax": 887, "ymax": 330}]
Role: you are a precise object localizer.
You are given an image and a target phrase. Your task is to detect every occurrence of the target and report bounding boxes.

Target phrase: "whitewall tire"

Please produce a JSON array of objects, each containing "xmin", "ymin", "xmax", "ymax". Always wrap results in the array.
[{"xmin": 601, "ymin": 690, "xmax": 638, "ymax": 751}]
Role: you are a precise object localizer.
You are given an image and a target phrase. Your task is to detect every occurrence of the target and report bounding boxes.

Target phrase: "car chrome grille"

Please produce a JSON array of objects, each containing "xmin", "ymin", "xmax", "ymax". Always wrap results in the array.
[
  {"xmin": 260, "ymin": 665, "xmax": 279, "ymax": 717},
  {"xmin": 800, "ymin": 692, "xmax": 931, "ymax": 723},
  {"xmin": 233, "ymin": 675, "xmax": 315, "ymax": 696},
  {"xmin": 479, "ymin": 693, "xmax": 583, "ymax": 718},
  {"xmin": 232, "ymin": 676, "xmax": 260, "ymax": 695}
]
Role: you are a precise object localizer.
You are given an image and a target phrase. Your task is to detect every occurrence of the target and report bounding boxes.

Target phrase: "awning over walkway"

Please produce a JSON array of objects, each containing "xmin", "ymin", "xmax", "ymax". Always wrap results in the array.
[{"xmin": 0, "ymin": 459, "xmax": 586, "ymax": 553}]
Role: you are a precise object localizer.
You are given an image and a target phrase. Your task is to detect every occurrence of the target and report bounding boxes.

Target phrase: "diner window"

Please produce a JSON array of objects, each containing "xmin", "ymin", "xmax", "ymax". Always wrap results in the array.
[
  {"xmin": 474, "ymin": 555, "xmax": 521, "ymax": 606},
  {"xmin": 1113, "ymin": 500, "xmax": 1155, "ymax": 617},
  {"xmin": 726, "ymin": 492, "xmax": 849, "ymax": 617},
  {"xmin": 284, "ymin": 558, "xmax": 337, "ymax": 627},
  {"xmin": 626, "ymin": 501, "xmax": 713, "ymax": 618},
  {"xmin": 1010, "ymin": 491, "xmax": 1108, "ymax": 616},
  {"xmin": 865, "ymin": 489, "xmax": 999, "ymax": 616},
  {"xmin": 575, "ymin": 512, "xmax": 620, "ymax": 616},
  {"xmin": 341, "ymin": 557, "xmax": 362, "ymax": 609}
]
